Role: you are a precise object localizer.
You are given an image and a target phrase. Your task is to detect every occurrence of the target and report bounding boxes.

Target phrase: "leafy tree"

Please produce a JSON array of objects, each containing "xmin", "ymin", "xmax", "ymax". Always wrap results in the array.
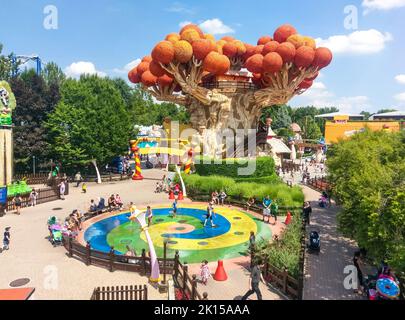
[
  {"xmin": 10, "ymin": 70, "xmax": 60, "ymax": 172},
  {"xmin": 42, "ymin": 62, "xmax": 66, "ymax": 86},
  {"xmin": 298, "ymin": 115, "xmax": 322, "ymax": 140},
  {"xmin": 45, "ymin": 75, "xmax": 132, "ymax": 180},
  {"xmin": 360, "ymin": 111, "xmax": 371, "ymax": 120},
  {"xmin": 261, "ymin": 104, "xmax": 292, "ymax": 130},
  {"xmin": 0, "ymin": 43, "xmax": 19, "ymax": 80},
  {"xmin": 377, "ymin": 109, "xmax": 398, "ymax": 114},
  {"xmin": 327, "ymin": 129, "xmax": 405, "ymax": 271}
]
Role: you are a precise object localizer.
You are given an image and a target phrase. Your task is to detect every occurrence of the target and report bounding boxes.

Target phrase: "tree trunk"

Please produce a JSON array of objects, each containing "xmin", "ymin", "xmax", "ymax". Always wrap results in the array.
[{"xmin": 187, "ymin": 91, "xmax": 260, "ymax": 158}]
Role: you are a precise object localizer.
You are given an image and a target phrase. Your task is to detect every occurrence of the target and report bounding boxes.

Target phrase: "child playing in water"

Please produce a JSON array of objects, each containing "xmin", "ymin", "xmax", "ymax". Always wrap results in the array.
[{"xmin": 200, "ymin": 260, "xmax": 211, "ymax": 285}]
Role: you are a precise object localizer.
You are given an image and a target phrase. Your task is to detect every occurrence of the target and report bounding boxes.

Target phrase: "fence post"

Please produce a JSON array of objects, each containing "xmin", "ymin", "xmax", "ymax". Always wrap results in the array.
[
  {"xmin": 109, "ymin": 247, "xmax": 115, "ymax": 272},
  {"xmin": 141, "ymin": 249, "xmax": 147, "ymax": 276},
  {"xmin": 202, "ymin": 292, "xmax": 208, "ymax": 300},
  {"xmin": 163, "ymin": 240, "xmax": 167, "ymax": 285},
  {"xmin": 86, "ymin": 241, "xmax": 91, "ymax": 266},
  {"xmin": 182, "ymin": 264, "xmax": 188, "ymax": 300},
  {"xmin": 174, "ymin": 250, "xmax": 180, "ymax": 279},
  {"xmin": 68, "ymin": 237, "xmax": 73, "ymax": 257},
  {"xmin": 191, "ymin": 274, "xmax": 197, "ymax": 300},
  {"xmin": 282, "ymin": 268, "xmax": 288, "ymax": 294}
]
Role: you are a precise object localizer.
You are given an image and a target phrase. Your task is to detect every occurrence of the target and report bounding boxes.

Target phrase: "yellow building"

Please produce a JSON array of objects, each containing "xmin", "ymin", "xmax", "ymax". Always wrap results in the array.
[{"xmin": 324, "ymin": 115, "xmax": 401, "ymax": 144}]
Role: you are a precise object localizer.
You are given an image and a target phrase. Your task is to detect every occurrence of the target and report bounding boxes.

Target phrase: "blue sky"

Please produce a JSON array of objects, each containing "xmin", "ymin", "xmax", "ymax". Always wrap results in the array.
[{"xmin": 1, "ymin": 0, "xmax": 405, "ymax": 113}]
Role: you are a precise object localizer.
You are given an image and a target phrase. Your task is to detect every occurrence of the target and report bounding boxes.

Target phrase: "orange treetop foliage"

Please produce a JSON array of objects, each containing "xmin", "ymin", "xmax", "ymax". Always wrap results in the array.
[{"xmin": 128, "ymin": 23, "xmax": 333, "ymax": 93}]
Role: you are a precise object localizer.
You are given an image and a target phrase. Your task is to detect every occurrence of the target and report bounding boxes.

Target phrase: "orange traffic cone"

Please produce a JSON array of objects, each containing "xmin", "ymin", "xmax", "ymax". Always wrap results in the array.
[
  {"xmin": 213, "ymin": 260, "xmax": 228, "ymax": 281},
  {"xmin": 285, "ymin": 211, "xmax": 292, "ymax": 225},
  {"xmin": 169, "ymin": 191, "xmax": 175, "ymax": 200},
  {"xmin": 177, "ymin": 191, "xmax": 184, "ymax": 200}
]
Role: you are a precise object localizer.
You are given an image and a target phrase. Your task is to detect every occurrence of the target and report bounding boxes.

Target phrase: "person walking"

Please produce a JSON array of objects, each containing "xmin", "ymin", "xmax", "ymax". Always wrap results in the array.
[
  {"xmin": 241, "ymin": 259, "xmax": 265, "ymax": 300},
  {"xmin": 262, "ymin": 196, "xmax": 272, "ymax": 223},
  {"xmin": 59, "ymin": 181, "xmax": 66, "ymax": 200},
  {"xmin": 200, "ymin": 260, "xmax": 211, "ymax": 285},
  {"xmin": 146, "ymin": 205, "xmax": 153, "ymax": 226},
  {"xmin": 74, "ymin": 172, "xmax": 83, "ymax": 187},
  {"xmin": 13, "ymin": 195, "xmax": 22, "ymax": 215},
  {"xmin": 171, "ymin": 199, "xmax": 178, "ymax": 218},
  {"xmin": 302, "ymin": 201, "xmax": 312, "ymax": 226},
  {"xmin": 29, "ymin": 189, "xmax": 38, "ymax": 207},
  {"xmin": 271, "ymin": 200, "xmax": 279, "ymax": 225},
  {"xmin": 2, "ymin": 227, "xmax": 10, "ymax": 251},
  {"xmin": 204, "ymin": 201, "xmax": 216, "ymax": 227}
]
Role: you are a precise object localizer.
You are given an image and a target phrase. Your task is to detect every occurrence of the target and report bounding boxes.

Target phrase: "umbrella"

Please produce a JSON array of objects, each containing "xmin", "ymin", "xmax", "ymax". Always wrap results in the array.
[{"xmin": 376, "ymin": 277, "xmax": 400, "ymax": 299}]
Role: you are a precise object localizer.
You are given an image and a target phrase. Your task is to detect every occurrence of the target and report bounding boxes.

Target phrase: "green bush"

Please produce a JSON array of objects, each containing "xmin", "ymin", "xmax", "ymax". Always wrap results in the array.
[
  {"xmin": 234, "ymin": 174, "xmax": 280, "ymax": 184},
  {"xmin": 256, "ymin": 218, "xmax": 303, "ymax": 278},
  {"xmin": 180, "ymin": 173, "xmax": 303, "ymax": 207},
  {"xmin": 194, "ymin": 156, "xmax": 276, "ymax": 178}
]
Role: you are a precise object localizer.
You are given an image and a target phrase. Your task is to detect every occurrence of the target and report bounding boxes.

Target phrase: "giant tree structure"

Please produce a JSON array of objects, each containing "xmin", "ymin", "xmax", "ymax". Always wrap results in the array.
[{"xmin": 128, "ymin": 24, "xmax": 333, "ymax": 156}]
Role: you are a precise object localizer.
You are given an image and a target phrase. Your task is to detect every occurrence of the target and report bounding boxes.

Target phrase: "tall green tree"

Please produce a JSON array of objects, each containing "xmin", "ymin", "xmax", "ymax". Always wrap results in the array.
[
  {"xmin": 10, "ymin": 69, "xmax": 60, "ymax": 172},
  {"xmin": 261, "ymin": 104, "xmax": 292, "ymax": 130},
  {"xmin": 45, "ymin": 75, "xmax": 132, "ymax": 179},
  {"xmin": 327, "ymin": 129, "xmax": 405, "ymax": 271},
  {"xmin": 0, "ymin": 43, "xmax": 19, "ymax": 80},
  {"xmin": 42, "ymin": 62, "xmax": 66, "ymax": 86}
]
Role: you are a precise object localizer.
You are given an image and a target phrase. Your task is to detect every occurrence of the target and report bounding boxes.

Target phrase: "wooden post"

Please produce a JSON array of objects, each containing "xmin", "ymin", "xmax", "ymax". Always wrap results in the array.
[
  {"xmin": 282, "ymin": 268, "xmax": 288, "ymax": 294},
  {"xmin": 174, "ymin": 250, "xmax": 180, "ymax": 280},
  {"xmin": 86, "ymin": 241, "xmax": 91, "ymax": 266},
  {"xmin": 68, "ymin": 237, "xmax": 73, "ymax": 257},
  {"xmin": 163, "ymin": 240, "xmax": 167, "ymax": 284},
  {"xmin": 141, "ymin": 249, "xmax": 147, "ymax": 276},
  {"xmin": 182, "ymin": 264, "xmax": 188, "ymax": 300},
  {"xmin": 109, "ymin": 246, "xmax": 114, "ymax": 272},
  {"xmin": 202, "ymin": 292, "xmax": 208, "ymax": 300},
  {"xmin": 191, "ymin": 274, "xmax": 197, "ymax": 300},
  {"xmin": 144, "ymin": 284, "xmax": 148, "ymax": 300}
]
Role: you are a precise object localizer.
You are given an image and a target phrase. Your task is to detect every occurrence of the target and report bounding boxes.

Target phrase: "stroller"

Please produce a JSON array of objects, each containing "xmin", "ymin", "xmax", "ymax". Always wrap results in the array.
[
  {"xmin": 47, "ymin": 216, "xmax": 63, "ymax": 246},
  {"xmin": 308, "ymin": 231, "xmax": 320, "ymax": 253}
]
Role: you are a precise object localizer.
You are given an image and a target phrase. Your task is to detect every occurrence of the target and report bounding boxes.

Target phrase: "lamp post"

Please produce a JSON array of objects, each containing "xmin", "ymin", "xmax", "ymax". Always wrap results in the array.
[
  {"xmin": 129, "ymin": 208, "xmax": 160, "ymax": 283},
  {"xmin": 33, "ymin": 156, "xmax": 36, "ymax": 175}
]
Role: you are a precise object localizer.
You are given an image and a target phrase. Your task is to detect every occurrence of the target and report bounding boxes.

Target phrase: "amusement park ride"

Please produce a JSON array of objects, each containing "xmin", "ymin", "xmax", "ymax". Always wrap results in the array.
[
  {"xmin": 128, "ymin": 23, "xmax": 333, "ymax": 161},
  {"xmin": 11, "ymin": 54, "xmax": 42, "ymax": 76}
]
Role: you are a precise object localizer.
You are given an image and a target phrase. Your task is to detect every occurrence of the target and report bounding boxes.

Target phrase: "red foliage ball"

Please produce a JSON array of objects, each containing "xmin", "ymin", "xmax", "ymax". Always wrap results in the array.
[
  {"xmin": 203, "ymin": 52, "xmax": 231, "ymax": 75},
  {"xmin": 254, "ymin": 45, "xmax": 265, "ymax": 55},
  {"xmin": 294, "ymin": 46, "xmax": 315, "ymax": 68},
  {"xmin": 141, "ymin": 71, "xmax": 158, "ymax": 87},
  {"xmin": 222, "ymin": 42, "xmax": 238, "ymax": 58},
  {"xmin": 246, "ymin": 54, "xmax": 264, "ymax": 73},
  {"xmin": 193, "ymin": 39, "xmax": 214, "ymax": 60},
  {"xmin": 180, "ymin": 24, "xmax": 204, "ymax": 37},
  {"xmin": 128, "ymin": 68, "xmax": 140, "ymax": 83},
  {"xmin": 257, "ymin": 35, "xmax": 273, "ymax": 45},
  {"xmin": 273, "ymin": 24, "xmax": 298, "ymax": 43},
  {"xmin": 263, "ymin": 52, "xmax": 283, "ymax": 73},
  {"xmin": 312, "ymin": 47, "xmax": 333, "ymax": 69},
  {"xmin": 262, "ymin": 41, "xmax": 280, "ymax": 55},
  {"xmin": 149, "ymin": 60, "xmax": 166, "ymax": 77},
  {"xmin": 221, "ymin": 36, "xmax": 235, "ymax": 42},
  {"xmin": 137, "ymin": 61, "xmax": 150, "ymax": 76},
  {"xmin": 142, "ymin": 56, "xmax": 153, "ymax": 63},
  {"xmin": 152, "ymin": 41, "xmax": 175, "ymax": 64},
  {"xmin": 242, "ymin": 43, "xmax": 256, "ymax": 60},
  {"xmin": 275, "ymin": 42, "xmax": 296, "ymax": 63},
  {"xmin": 158, "ymin": 74, "xmax": 174, "ymax": 88},
  {"xmin": 299, "ymin": 79, "xmax": 313, "ymax": 89}
]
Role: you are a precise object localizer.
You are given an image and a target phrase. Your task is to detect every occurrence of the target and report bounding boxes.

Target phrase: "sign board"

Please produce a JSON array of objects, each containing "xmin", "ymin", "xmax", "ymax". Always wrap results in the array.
[{"xmin": 0, "ymin": 187, "xmax": 7, "ymax": 204}]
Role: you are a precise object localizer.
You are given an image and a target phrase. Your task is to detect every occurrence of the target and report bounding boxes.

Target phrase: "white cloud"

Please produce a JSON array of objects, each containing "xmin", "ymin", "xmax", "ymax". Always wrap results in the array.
[
  {"xmin": 64, "ymin": 61, "xmax": 106, "ymax": 78},
  {"xmin": 167, "ymin": 2, "xmax": 195, "ymax": 14},
  {"xmin": 395, "ymin": 74, "xmax": 405, "ymax": 85},
  {"xmin": 362, "ymin": 0, "xmax": 405, "ymax": 14},
  {"xmin": 179, "ymin": 18, "xmax": 235, "ymax": 35},
  {"xmin": 316, "ymin": 29, "xmax": 392, "ymax": 55},
  {"xmin": 394, "ymin": 92, "xmax": 405, "ymax": 102},
  {"xmin": 112, "ymin": 59, "xmax": 141, "ymax": 74}
]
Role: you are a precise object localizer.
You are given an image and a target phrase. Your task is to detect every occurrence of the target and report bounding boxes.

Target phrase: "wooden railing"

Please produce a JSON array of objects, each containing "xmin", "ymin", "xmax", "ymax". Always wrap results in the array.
[
  {"xmin": 63, "ymin": 236, "xmax": 206, "ymax": 300},
  {"xmin": 260, "ymin": 219, "xmax": 306, "ymax": 300},
  {"xmin": 6, "ymin": 186, "xmax": 61, "ymax": 211},
  {"xmin": 91, "ymin": 285, "xmax": 147, "ymax": 300},
  {"xmin": 172, "ymin": 251, "xmax": 207, "ymax": 300},
  {"xmin": 306, "ymin": 177, "xmax": 330, "ymax": 192}
]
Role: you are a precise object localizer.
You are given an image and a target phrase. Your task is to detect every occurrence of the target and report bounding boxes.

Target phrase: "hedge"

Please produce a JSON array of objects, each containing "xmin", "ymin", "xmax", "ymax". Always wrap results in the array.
[
  {"xmin": 194, "ymin": 156, "xmax": 276, "ymax": 178},
  {"xmin": 179, "ymin": 174, "xmax": 304, "ymax": 207}
]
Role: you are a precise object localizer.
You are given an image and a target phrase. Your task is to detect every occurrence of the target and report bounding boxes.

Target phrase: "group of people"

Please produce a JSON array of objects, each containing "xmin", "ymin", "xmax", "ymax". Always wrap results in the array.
[
  {"xmin": 211, "ymin": 190, "xmax": 227, "ymax": 205},
  {"xmin": 262, "ymin": 196, "xmax": 279, "ymax": 224},
  {"xmin": 89, "ymin": 193, "xmax": 124, "ymax": 213}
]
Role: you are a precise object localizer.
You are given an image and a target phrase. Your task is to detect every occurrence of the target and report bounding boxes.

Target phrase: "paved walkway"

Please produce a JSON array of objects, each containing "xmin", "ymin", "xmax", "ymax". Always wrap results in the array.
[{"xmin": 0, "ymin": 169, "xmax": 170, "ymax": 300}]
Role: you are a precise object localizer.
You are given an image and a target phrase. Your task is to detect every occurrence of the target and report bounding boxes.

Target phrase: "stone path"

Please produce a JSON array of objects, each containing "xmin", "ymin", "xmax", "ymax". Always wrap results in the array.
[{"xmin": 301, "ymin": 186, "xmax": 361, "ymax": 300}]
